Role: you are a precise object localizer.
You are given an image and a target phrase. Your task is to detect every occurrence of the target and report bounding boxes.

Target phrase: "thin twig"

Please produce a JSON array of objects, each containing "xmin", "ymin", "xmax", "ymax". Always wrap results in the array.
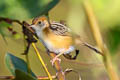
[
  {"xmin": 0, "ymin": 76, "xmax": 56, "ymax": 80},
  {"xmin": 25, "ymin": 54, "xmax": 31, "ymax": 74},
  {"xmin": 83, "ymin": 1, "xmax": 119, "ymax": 80},
  {"xmin": 32, "ymin": 43, "xmax": 53, "ymax": 80},
  {"xmin": 49, "ymin": 52, "xmax": 65, "ymax": 80},
  {"xmin": 0, "ymin": 17, "xmax": 22, "ymax": 25},
  {"xmin": 0, "ymin": 17, "xmax": 34, "ymax": 34}
]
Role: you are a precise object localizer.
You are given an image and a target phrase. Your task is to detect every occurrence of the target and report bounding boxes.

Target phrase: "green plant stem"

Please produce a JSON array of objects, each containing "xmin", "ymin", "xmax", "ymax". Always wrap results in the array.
[
  {"xmin": 32, "ymin": 43, "xmax": 53, "ymax": 80},
  {"xmin": 26, "ymin": 54, "xmax": 31, "ymax": 75},
  {"xmin": 83, "ymin": 0, "xmax": 119, "ymax": 80},
  {"xmin": 23, "ymin": 35, "xmax": 31, "ymax": 75}
]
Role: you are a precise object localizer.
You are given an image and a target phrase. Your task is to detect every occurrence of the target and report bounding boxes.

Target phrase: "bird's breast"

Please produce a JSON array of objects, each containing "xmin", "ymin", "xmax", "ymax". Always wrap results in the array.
[{"xmin": 44, "ymin": 32, "xmax": 73, "ymax": 49}]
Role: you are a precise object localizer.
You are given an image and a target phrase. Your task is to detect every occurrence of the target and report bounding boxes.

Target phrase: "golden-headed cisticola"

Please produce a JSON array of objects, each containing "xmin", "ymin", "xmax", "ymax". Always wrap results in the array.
[{"xmin": 30, "ymin": 16, "xmax": 76, "ymax": 65}]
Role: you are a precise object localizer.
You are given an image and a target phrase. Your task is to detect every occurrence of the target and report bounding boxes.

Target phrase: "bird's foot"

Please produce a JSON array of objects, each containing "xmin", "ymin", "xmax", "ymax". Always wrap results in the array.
[{"xmin": 50, "ymin": 57, "xmax": 61, "ymax": 66}]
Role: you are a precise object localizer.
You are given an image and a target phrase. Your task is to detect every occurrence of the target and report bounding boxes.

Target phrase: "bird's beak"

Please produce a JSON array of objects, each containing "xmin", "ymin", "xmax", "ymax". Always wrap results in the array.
[
  {"xmin": 29, "ymin": 25, "xmax": 39, "ymax": 38},
  {"xmin": 29, "ymin": 25, "xmax": 36, "ymax": 33}
]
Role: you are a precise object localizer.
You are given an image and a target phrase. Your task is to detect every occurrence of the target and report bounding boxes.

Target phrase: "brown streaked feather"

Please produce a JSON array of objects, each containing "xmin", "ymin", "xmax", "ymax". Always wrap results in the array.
[{"xmin": 49, "ymin": 22, "xmax": 70, "ymax": 36}]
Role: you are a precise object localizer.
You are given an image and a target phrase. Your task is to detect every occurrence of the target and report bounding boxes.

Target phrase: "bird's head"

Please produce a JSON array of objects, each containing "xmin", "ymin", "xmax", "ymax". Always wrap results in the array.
[{"xmin": 30, "ymin": 16, "xmax": 50, "ymax": 33}]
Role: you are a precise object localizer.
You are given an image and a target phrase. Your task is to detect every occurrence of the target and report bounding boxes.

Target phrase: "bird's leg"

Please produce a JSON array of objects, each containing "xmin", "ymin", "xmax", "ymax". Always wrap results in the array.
[{"xmin": 50, "ymin": 51, "xmax": 66, "ymax": 66}]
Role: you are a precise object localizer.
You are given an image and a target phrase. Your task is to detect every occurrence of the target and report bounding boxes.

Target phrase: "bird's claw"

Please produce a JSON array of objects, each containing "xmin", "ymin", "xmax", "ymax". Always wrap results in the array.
[{"xmin": 50, "ymin": 57, "xmax": 61, "ymax": 66}]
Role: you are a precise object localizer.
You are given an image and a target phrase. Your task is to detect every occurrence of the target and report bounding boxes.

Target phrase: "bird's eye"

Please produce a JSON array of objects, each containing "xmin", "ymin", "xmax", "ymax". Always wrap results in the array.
[
  {"xmin": 37, "ymin": 21, "xmax": 45, "ymax": 27},
  {"xmin": 38, "ymin": 21, "xmax": 42, "ymax": 25}
]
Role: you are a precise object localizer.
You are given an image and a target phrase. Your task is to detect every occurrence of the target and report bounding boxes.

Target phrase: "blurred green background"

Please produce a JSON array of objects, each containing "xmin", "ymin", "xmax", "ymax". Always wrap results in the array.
[{"xmin": 0, "ymin": 0, "xmax": 120, "ymax": 80}]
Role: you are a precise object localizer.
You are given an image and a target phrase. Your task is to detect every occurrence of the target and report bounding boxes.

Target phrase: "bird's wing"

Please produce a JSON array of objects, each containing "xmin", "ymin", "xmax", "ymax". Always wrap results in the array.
[{"xmin": 50, "ymin": 22, "xmax": 71, "ymax": 36}]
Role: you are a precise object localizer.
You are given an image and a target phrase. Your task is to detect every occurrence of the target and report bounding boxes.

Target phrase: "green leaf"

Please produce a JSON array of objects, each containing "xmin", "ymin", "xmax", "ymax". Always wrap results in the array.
[
  {"xmin": 14, "ymin": 69, "xmax": 37, "ymax": 80},
  {"xmin": 5, "ymin": 53, "xmax": 36, "ymax": 78},
  {"xmin": 0, "ymin": 0, "xmax": 59, "ymax": 20}
]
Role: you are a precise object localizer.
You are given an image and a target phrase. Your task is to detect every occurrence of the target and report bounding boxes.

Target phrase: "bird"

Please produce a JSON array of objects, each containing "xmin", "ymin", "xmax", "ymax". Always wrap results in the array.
[
  {"xmin": 30, "ymin": 16, "xmax": 78, "ymax": 65},
  {"xmin": 30, "ymin": 16, "xmax": 101, "ymax": 65}
]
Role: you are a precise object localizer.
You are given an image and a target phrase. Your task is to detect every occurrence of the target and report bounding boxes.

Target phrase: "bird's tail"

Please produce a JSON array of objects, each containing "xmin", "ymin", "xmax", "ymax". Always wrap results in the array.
[
  {"xmin": 74, "ymin": 35, "xmax": 101, "ymax": 54},
  {"xmin": 82, "ymin": 42, "xmax": 101, "ymax": 53}
]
